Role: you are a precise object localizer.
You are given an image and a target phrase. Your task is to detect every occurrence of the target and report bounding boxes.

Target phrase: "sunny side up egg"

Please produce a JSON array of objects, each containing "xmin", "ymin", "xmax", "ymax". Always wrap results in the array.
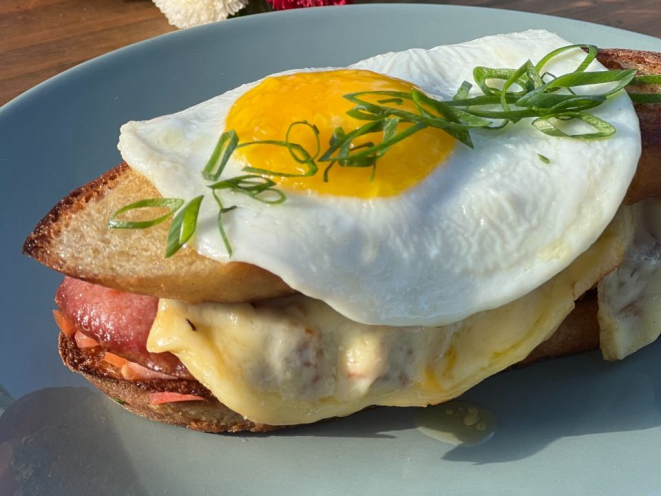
[{"xmin": 118, "ymin": 30, "xmax": 641, "ymax": 328}]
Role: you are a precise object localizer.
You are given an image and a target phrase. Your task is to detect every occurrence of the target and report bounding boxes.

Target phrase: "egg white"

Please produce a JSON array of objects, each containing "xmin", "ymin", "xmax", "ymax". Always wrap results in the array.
[{"xmin": 119, "ymin": 30, "xmax": 641, "ymax": 327}]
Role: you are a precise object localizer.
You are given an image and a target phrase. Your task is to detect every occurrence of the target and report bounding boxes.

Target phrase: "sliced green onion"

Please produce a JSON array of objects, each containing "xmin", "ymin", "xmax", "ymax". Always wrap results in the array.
[
  {"xmin": 108, "ymin": 198, "xmax": 184, "ymax": 229},
  {"xmin": 165, "ymin": 195, "xmax": 204, "ymax": 258},
  {"xmin": 319, "ymin": 119, "xmax": 386, "ymax": 163},
  {"xmin": 382, "ymin": 117, "xmax": 399, "ymax": 141},
  {"xmin": 211, "ymin": 190, "xmax": 236, "ymax": 256},
  {"xmin": 322, "ymin": 122, "xmax": 426, "ymax": 164},
  {"xmin": 525, "ymin": 61, "xmax": 545, "ymax": 90},
  {"xmin": 532, "ymin": 112, "xmax": 616, "ymax": 140},
  {"xmin": 234, "ymin": 121, "xmax": 320, "ymax": 178},
  {"xmin": 202, "ymin": 130, "xmax": 238, "ymax": 181},
  {"xmin": 501, "ymin": 60, "xmax": 536, "ymax": 119},
  {"xmin": 323, "ymin": 161, "xmax": 336, "ymax": 182},
  {"xmin": 545, "ymin": 95, "xmax": 606, "ymax": 113},
  {"xmin": 534, "ymin": 44, "xmax": 597, "ymax": 75},
  {"xmin": 377, "ymin": 98, "xmax": 404, "ymax": 105},
  {"xmin": 211, "ymin": 174, "xmax": 277, "ymax": 193},
  {"xmin": 285, "ymin": 121, "xmax": 321, "ymax": 163},
  {"xmin": 453, "ymin": 81, "xmax": 472, "ymax": 101},
  {"xmin": 473, "ymin": 67, "xmax": 525, "ymax": 97},
  {"xmin": 346, "ymin": 108, "xmax": 385, "ymax": 120},
  {"xmin": 631, "ymin": 75, "xmax": 661, "ymax": 85},
  {"xmin": 538, "ymin": 153, "xmax": 550, "ymax": 164},
  {"xmin": 446, "ymin": 94, "xmax": 519, "ymax": 107},
  {"xmin": 239, "ymin": 140, "xmax": 318, "ymax": 177},
  {"xmin": 628, "ymin": 92, "xmax": 661, "ymax": 103},
  {"xmin": 517, "ymin": 69, "xmax": 636, "ymax": 107},
  {"xmin": 209, "ymin": 175, "xmax": 286, "ymax": 204}
]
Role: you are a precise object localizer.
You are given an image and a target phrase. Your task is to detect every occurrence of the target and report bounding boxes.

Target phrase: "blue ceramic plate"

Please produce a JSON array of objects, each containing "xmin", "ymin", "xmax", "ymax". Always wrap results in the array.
[{"xmin": 1, "ymin": 5, "xmax": 661, "ymax": 495}]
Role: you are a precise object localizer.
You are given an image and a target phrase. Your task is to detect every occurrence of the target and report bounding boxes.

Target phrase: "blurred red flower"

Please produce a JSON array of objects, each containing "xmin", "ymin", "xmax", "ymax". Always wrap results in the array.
[{"xmin": 267, "ymin": 0, "xmax": 350, "ymax": 10}]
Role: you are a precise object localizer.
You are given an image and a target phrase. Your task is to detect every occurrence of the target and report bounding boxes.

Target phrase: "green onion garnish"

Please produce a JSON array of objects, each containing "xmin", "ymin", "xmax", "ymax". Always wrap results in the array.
[
  {"xmin": 238, "ymin": 121, "xmax": 319, "ymax": 177},
  {"xmin": 628, "ymin": 92, "xmax": 661, "ymax": 103},
  {"xmin": 532, "ymin": 112, "xmax": 616, "ymax": 140},
  {"xmin": 453, "ymin": 81, "xmax": 472, "ymax": 101},
  {"xmin": 211, "ymin": 190, "xmax": 236, "ymax": 257},
  {"xmin": 209, "ymin": 175, "xmax": 286, "ymax": 205},
  {"xmin": 202, "ymin": 130, "xmax": 238, "ymax": 181},
  {"xmin": 107, "ymin": 198, "xmax": 184, "ymax": 229},
  {"xmin": 165, "ymin": 195, "xmax": 204, "ymax": 258},
  {"xmin": 110, "ymin": 43, "xmax": 661, "ymax": 258}
]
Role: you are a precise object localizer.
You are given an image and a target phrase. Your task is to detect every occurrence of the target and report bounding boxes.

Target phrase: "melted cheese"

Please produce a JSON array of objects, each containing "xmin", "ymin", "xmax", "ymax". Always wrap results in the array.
[
  {"xmin": 147, "ymin": 210, "xmax": 632, "ymax": 425},
  {"xmin": 599, "ymin": 198, "xmax": 661, "ymax": 359}
]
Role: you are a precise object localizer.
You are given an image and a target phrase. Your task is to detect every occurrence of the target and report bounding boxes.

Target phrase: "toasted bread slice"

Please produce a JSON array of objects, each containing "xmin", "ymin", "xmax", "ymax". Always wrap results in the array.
[
  {"xmin": 59, "ymin": 293, "xmax": 600, "ymax": 433},
  {"xmin": 597, "ymin": 49, "xmax": 661, "ymax": 205},
  {"xmin": 24, "ymin": 49, "xmax": 661, "ymax": 303},
  {"xmin": 23, "ymin": 164, "xmax": 295, "ymax": 304},
  {"xmin": 58, "ymin": 331, "xmax": 278, "ymax": 433}
]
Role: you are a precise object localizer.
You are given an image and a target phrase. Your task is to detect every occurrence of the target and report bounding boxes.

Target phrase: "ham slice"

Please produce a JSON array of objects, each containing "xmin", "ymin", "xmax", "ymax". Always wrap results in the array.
[{"xmin": 55, "ymin": 277, "xmax": 192, "ymax": 379}]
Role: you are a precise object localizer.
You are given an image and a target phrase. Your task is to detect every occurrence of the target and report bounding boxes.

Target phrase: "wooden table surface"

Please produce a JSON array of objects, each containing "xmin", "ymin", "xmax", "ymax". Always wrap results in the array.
[{"xmin": 1, "ymin": 0, "xmax": 660, "ymax": 106}]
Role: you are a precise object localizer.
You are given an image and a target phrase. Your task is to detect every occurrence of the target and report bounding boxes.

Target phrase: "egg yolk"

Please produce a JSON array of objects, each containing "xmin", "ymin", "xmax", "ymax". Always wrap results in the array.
[{"xmin": 225, "ymin": 69, "xmax": 455, "ymax": 198}]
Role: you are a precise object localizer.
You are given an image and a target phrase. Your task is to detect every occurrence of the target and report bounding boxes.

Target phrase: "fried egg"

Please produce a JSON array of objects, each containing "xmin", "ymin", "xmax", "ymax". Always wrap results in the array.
[{"xmin": 118, "ymin": 30, "xmax": 641, "ymax": 327}]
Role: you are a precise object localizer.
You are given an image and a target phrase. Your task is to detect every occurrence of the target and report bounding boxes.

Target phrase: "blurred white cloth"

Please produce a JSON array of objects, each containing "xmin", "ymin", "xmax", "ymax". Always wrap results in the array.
[{"xmin": 153, "ymin": 0, "xmax": 249, "ymax": 28}]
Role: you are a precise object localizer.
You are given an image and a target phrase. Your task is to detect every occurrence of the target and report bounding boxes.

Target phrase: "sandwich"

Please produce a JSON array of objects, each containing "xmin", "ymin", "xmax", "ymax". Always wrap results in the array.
[{"xmin": 23, "ymin": 30, "xmax": 661, "ymax": 433}]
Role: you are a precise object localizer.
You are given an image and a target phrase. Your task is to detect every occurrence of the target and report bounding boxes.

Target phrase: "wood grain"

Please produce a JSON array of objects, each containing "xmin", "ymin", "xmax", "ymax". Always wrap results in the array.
[
  {"xmin": 371, "ymin": 0, "xmax": 661, "ymax": 38},
  {"xmin": 0, "ymin": 0, "xmax": 175, "ymax": 105},
  {"xmin": 0, "ymin": 0, "xmax": 659, "ymax": 106}
]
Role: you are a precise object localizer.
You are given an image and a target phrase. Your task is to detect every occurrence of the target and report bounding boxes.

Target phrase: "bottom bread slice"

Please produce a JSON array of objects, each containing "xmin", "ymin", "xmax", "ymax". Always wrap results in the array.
[
  {"xmin": 58, "ymin": 332, "xmax": 279, "ymax": 433},
  {"xmin": 58, "ymin": 293, "xmax": 600, "ymax": 433}
]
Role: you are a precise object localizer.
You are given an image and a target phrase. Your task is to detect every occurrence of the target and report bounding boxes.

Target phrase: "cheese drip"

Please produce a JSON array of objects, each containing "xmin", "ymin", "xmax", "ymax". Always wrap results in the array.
[
  {"xmin": 148, "ymin": 209, "xmax": 632, "ymax": 425},
  {"xmin": 599, "ymin": 198, "xmax": 661, "ymax": 359}
]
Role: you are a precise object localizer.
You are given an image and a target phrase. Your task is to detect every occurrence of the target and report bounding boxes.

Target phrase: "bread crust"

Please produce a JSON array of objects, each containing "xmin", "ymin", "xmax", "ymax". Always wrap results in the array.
[
  {"xmin": 58, "ymin": 331, "xmax": 280, "ymax": 433},
  {"xmin": 597, "ymin": 49, "xmax": 661, "ymax": 205},
  {"xmin": 23, "ymin": 164, "xmax": 295, "ymax": 304}
]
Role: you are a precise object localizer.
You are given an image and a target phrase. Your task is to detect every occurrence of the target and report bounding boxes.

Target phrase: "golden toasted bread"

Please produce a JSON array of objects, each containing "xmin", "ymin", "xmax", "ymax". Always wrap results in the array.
[
  {"xmin": 58, "ymin": 331, "xmax": 278, "ymax": 433},
  {"xmin": 23, "ymin": 164, "xmax": 295, "ymax": 304}
]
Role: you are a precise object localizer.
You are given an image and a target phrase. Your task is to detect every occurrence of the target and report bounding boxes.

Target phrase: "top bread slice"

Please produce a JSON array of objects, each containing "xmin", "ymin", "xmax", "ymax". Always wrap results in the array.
[
  {"xmin": 23, "ymin": 49, "xmax": 661, "ymax": 304},
  {"xmin": 23, "ymin": 163, "xmax": 295, "ymax": 303}
]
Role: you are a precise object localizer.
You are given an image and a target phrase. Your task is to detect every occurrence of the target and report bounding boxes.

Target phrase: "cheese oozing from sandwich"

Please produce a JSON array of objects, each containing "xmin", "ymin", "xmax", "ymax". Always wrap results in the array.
[
  {"xmin": 119, "ymin": 30, "xmax": 641, "ymax": 328},
  {"xmin": 599, "ymin": 197, "xmax": 661, "ymax": 360},
  {"xmin": 148, "ymin": 210, "xmax": 632, "ymax": 425}
]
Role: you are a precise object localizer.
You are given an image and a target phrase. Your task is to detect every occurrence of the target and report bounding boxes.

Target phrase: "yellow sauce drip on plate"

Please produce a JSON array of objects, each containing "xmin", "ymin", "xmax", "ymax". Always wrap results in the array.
[{"xmin": 414, "ymin": 400, "xmax": 498, "ymax": 446}]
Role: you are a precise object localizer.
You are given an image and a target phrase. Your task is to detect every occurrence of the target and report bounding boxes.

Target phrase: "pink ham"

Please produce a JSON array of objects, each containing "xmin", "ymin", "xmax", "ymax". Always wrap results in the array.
[{"xmin": 56, "ymin": 277, "xmax": 192, "ymax": 379}]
